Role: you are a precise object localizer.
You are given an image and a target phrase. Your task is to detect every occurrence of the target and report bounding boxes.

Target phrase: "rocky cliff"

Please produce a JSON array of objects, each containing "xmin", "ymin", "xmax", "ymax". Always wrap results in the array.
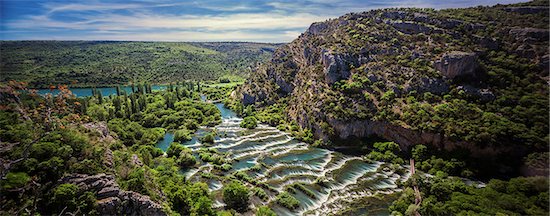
[{"xmin": 237, "ymin": 1, "xmax": 549, "ymax": 159}]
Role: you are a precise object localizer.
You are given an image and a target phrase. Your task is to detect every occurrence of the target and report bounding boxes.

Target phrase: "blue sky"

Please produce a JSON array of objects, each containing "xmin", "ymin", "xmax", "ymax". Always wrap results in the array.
[{"xmin": 0, "ymin": 0, "xmax": 527, "ymax": 42}]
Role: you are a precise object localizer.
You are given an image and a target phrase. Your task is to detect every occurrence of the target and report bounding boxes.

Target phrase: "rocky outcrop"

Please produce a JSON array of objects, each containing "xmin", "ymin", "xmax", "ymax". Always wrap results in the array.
[
  {"xmin": 327, "ymin": 118, "xmax": 525, "ymax": 158},
  {"xmin": 509, "ymin": 28, "xmax": 549, "ymax": 42},
  {"xmin": 434, "ymin": 51, "xmax": 478, "ymax": 79},
  {"xmin": 59, "ymin": 174, "xmax": 166, "ymax": 216},
  {"xmin": 83, "ymin": 122, "xmax": 115, "ymax": 143},
  {"xmin": 321, "ymin": 50, "xmax": 354, "ymax": 84},
  {"xmin": 457, "ymin": 85, "xmax": 495, "ymax": 102},
  {"xmin": 405, "ymin": 77, "xmax": 450, "ymax": 95},
  {"xmin": 502, "ymin": 6, "xmax": 548, "ymax": 14},
  {"xmin": 389, "ymin": 21, "xmax": 435, "ymax": 34}
]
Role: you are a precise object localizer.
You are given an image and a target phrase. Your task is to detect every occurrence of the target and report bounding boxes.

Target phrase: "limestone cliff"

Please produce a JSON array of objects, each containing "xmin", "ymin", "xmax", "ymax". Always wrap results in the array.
[{"xmin": 237, "ymin": 2, "xmax": 549, "ymax": 159}]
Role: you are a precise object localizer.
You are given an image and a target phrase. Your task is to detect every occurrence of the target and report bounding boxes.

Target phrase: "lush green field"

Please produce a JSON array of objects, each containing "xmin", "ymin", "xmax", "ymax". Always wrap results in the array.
[{"xmin": 0, "ymin": 41, "xmax": 279, "ymax": 88}]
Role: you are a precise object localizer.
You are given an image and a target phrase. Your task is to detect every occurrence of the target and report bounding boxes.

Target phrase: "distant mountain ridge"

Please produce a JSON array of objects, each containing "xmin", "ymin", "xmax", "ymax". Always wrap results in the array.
[{"xmin": 0, "ymin": 41, "xmax": 280, "ymax": 88}]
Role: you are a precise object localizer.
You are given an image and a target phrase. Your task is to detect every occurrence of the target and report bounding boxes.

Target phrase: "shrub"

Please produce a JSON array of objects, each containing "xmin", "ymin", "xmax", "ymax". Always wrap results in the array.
[
  {"xmin": 222, "ymin": 181, "xmax": 250, "ymax": 212},
  {"xmin": 256, "ymin": 206, "xmax": 276, "ymax": 216},
  {"xmin": 240, "ymin": 116, "xmax": 258, "ymax": 129},
  {"xmin": 276, "ymin": 192, "xmax": 300, "ymax": 210},
  {"xmin": 174, "ymin": 129, "xmax": 192, "ymax": 142}
]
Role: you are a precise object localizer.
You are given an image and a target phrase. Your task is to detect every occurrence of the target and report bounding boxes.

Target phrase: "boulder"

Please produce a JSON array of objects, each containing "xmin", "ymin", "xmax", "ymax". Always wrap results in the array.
[
  {"xmin": 59, "ymin": 174, "xmax": 166, "ymax": 216},
  {"xmin": 434, "ymin": 51, "xmax": 478, "ymax": 79}
]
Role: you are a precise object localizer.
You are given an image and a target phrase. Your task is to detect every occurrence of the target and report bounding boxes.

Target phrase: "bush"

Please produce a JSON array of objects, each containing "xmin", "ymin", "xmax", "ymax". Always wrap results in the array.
[
  {"xmin": 240, "ymin": 116, "xmax": 258, "ymax": 129},
  {"xmin": 276, "ymin": 192, "xmax": 300, "ymax": 210},
  {"xmin": 256, "ymin": 206, "xmax": 276, "ymax": 216},
  {"xmin": 200, "ymin": 132, "xmax": 215, "ymax": 144},
  {"xmin": 174, "ymin": 129, "xmax": 192, "ymax": 142},
  {"xmin": 1, "ymin": 172, "xmax": 30, "ymax": 190},
  {"xmin": 222, "ymin": 181, "xmax": 250, "ymax": 212}
]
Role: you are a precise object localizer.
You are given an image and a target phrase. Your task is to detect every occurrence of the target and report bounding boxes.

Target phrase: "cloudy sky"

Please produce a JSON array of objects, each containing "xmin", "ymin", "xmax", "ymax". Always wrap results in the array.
[{"xmin": 0, "ymin": 0, "xmax": 526, "ymax": 42}]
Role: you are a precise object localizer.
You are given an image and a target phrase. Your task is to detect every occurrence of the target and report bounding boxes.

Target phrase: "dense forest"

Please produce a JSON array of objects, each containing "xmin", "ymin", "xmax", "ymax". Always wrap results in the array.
[{"xmin": 0, "ymin": 41, "xmax": 279, "ymax": 88}]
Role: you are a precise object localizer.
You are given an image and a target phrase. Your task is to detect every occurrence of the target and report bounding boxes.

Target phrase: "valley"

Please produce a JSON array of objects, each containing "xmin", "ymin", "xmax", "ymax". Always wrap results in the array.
[{"xmin": 0, "ymin": 0, "xmax": 548, "ymax": 215}]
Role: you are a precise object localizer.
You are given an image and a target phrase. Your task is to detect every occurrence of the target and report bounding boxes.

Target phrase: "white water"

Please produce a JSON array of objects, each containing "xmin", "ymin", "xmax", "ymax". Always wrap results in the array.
[{"xmin": 171, "ymin": 104, "xmax": 410, "ymax": 215}]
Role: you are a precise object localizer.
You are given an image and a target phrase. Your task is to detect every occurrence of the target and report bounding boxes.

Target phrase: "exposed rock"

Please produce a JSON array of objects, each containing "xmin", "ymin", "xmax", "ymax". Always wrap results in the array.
[
  {"xmin": 242, "ymin": 92, "xmax": 256, "ymax": 105},
  {"xmin": 59, "ymin": 174, "xmax": 166, "ymax": 216},
  {"xmin": 434, "ymin": 51, "xmax": 478, "ymax": 79},
  {"xmin": 307, "ymin": 22, "xmax": 329, "ymax": 35},
  {"xmin": 321, "ymin": 50, "xmax": 353, "ymax": 84},
  {"xmin": 457, "ymin": 85, "xmax": 495, "ymax": 102},
  {"xmin": 509, "ymin": 28, "xmax": 549, "ymax": 42},
  {"xmin": 406, "ymin": 77, "xmax": 450, "ymax": 95},
  {"xmin": 104, "ymin": 148, "xmax": 114, "ymax": 169},
  {"xmin": 83, "ymin": 122, "xmax": 115, "ymax": 143},
  {"xmin": 327, "ymin": 118, "xmax": 525, "ymax": 158},
  {"xmin": 389, "ymin": 21, "xmax": 434, "ymax": 34},
  {"xmin": 381, "ymin": 11, "xmax": 408, "ymax": 20},
  {"xmin": 502, "ymin": 6, "xmax": 548, "ymax": 14},
  {"xmin": 473, "ymin": 35, "xmax": 499, "ymax": 50},
  {"xmin": 131, "ymin": 154, "xmax": 143, "ymax": 167}
]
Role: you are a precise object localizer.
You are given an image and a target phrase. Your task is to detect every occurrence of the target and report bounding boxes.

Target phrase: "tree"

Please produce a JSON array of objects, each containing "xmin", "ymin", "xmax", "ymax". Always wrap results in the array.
[
  {"xmin": 412, "ymin": 144, "xmax": 428, "ymax": 161},
  {"xmin": 256, "ymin": 206, "xmax": 276, "ymax": 216},
  {"xmin": 222, "ymin": 181, "xmax": 250, "ymax": 212},
  {"xmin": 240, "ymin": 116, "xmax": 258, "ymax": 129}
]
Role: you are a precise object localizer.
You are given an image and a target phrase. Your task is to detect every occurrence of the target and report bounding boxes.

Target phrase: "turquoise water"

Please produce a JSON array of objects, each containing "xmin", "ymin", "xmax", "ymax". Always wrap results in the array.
[
  {"xmin": 35, "ymin": 85, "xmax": 167, "ymax": 97},
  {"xmin": 156, "ymin": 132, "xmax": 174, "ymax": 152},
  {"xmin": 170, "ymin": 102, "xmax": 410, "ymax": 215}
]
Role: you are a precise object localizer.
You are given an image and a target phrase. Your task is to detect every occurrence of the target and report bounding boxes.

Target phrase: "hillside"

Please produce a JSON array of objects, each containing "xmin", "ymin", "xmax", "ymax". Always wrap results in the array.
[
  {"xmin": 236, "ymin": 0, "xmax": 549, "ymax": 177},
  {"xmin": 0, "ymin": 41, "xmax": 279, "ymax": 88}
]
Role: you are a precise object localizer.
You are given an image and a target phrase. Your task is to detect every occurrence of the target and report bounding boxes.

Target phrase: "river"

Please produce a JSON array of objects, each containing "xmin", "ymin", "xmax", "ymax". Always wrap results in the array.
[
  {"xmin": 35, "ymin": 85, "xmax": 168, "ymax": 97},
  {"xmin": 156, "ymin": 101, "xmax": 410, "ymax": 215}
]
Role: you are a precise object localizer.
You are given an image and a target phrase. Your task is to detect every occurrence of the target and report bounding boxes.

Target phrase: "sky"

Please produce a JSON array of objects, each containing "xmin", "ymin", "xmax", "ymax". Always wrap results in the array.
[{"xmin": 0, "ymin": 0, "xmax": 527, "ymax": 43}]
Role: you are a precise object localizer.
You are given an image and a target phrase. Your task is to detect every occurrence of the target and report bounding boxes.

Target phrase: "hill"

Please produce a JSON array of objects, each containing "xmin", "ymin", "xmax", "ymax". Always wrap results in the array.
[
  {"xmin": 235, "ymin": 0, "xmax": 549, "ymax": 178},
  {"xmin": 0, "ymin": 41, "xmax": 279, "ymax": 88}
]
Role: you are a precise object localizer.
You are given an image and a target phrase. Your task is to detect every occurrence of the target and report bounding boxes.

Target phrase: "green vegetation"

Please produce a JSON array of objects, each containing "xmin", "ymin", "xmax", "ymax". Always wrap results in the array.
[
  {"xmin": 240, "ymin": 116, "xmax": 258, "ymax": 129},
  {"xmin": 276, "ymin": 192, "xmax": 300, "ymax": 210},
  {"xmin": 256, "ymin": 206, "xmax": 277, "ymax": 216},
  {"xmin": 222, "ymin": 181, "xmax": 250, "ymax": 213},
  {"xmin": 0, "ymin": 41, "xmax": 278, "ymax": 88},
  {"xmin": 390, "ymin": 175, "xmax": 549, "ymax": 216},
  {"xmin": 0, "ymin": 82, "xmax": 222, "ymax": 215}
]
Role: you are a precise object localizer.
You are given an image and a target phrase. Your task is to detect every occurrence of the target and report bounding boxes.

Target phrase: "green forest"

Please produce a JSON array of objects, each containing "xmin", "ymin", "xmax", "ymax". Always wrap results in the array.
[{"xmin": 0, "ymin": 41, "xmax": 278, "ymax": 88}]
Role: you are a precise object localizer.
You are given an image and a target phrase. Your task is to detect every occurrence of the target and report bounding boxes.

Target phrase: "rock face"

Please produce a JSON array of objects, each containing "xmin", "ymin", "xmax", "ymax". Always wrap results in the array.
[
  {"xmin": 321, "ymin": 50, "xmax": 354, "ymax": 84},
  {"xmin": 326, "ymin": 118, "xmax": 525, "ymax": 158},
  {"xmin": 434, "ymin": 51, "xmax": 478, "ymax": 79},
  {"xmin": 389, "ymin": 21, "xmax": 434, "ymax": 34},
  {"xmin": 59, "ymin": 174, "xmax": 166, "ymax": 216},
  {"xmin": 509, "ymin": 28, "xmax": 549, "ymax": 42}
]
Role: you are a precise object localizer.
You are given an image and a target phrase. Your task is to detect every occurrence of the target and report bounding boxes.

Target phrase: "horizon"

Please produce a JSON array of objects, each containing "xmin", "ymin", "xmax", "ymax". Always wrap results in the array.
[{"xmin": 1, "ymin": 0, "xmax": 530, "ymax": 43}]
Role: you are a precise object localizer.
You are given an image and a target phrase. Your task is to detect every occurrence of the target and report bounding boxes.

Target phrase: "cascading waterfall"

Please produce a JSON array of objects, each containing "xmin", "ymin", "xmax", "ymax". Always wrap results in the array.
[{"xmin": 158, "ymin": 103, "xmax": 410, "ymax": 215}]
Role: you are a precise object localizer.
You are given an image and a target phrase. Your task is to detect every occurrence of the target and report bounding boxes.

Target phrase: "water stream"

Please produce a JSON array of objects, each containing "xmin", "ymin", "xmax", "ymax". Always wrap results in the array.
[{"xmin": 157, "ymin": 102, "xmax": 411, "ymax": 215}]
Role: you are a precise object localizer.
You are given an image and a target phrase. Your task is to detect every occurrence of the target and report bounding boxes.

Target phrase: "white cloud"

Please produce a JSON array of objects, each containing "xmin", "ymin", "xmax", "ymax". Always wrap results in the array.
[{"xmin": 9, "ymin": 12, "xmax": 330, "ymax": 32}]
